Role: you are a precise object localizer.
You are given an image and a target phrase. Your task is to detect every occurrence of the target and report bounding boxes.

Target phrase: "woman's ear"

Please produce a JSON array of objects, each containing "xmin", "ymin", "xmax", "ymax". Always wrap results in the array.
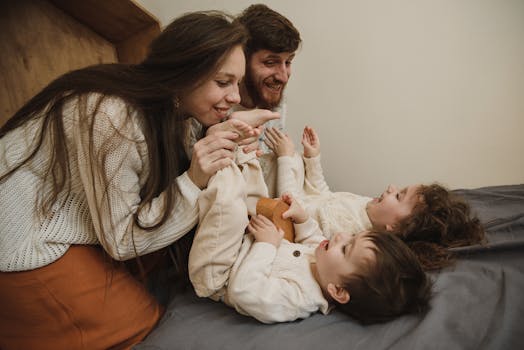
[{"xmin": 327, "ymin": 283, "xmax": 350, "ymax": 304}]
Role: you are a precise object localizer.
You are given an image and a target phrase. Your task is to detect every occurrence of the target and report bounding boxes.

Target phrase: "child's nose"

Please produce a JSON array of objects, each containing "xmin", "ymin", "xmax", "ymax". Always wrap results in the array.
[{"xmin": 387, "ymin": 184, "xmax": 398, "ymax": 193}]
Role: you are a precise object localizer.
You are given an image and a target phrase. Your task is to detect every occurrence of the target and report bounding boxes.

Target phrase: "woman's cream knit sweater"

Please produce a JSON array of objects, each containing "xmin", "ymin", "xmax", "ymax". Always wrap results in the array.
[{"xmin": 0, "ymin": 95, "xmax": 200, "ymax": 271}]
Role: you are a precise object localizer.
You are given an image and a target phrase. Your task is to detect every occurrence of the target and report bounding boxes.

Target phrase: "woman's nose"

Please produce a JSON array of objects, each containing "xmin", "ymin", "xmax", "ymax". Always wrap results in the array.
[{"xmin": 226, "ymin": 88, "xmax": 241, "ymax": 104}]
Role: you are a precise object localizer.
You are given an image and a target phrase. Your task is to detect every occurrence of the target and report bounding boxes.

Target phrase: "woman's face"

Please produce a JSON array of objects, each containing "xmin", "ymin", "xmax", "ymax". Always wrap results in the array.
[{"xmin": 181, "ymin": 45, "xmax": 245, "ymax": 127}]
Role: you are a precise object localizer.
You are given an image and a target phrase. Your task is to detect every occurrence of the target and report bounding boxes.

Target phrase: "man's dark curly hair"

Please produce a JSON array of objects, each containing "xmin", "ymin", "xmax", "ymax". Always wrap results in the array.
[{"xmin": 235, "ymin": 4, "xmax": 301, "ymax": 57}]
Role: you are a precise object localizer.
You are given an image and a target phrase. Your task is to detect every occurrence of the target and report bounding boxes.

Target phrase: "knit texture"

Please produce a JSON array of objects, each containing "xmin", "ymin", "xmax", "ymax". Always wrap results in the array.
[
  {"xmin": 0, "ymin": 94, "xmax": 200, "ymax": 271},
  {"xmin": 277, "ymin": 154, "xmax": 372, "ymax": 239}
]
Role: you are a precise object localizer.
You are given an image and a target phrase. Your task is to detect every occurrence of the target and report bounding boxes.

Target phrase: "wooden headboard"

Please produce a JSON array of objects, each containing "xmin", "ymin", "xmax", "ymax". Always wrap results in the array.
[{"xmin": 0, "ymin": 0, "xmax": 161, "ymax": 126}]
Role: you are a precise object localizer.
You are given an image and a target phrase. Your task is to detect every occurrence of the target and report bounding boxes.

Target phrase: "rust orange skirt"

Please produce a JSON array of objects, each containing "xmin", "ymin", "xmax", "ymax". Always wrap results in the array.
[{"xmin": 0, "ymin": 245, "xmax": 164, "ymax": 350}]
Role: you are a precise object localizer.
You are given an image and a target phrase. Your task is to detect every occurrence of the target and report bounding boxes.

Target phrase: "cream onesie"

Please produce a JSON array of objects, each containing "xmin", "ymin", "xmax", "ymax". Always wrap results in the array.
[{"xmin": 188, "ymin": 151, "xmax": 330, "ymax": 323}]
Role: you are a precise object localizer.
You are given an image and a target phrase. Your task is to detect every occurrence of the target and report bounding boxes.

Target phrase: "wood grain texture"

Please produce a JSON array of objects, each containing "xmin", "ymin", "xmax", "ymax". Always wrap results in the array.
[{"xmin": 0, "ymin": 0, "xmax": 160, "ymax": 126}]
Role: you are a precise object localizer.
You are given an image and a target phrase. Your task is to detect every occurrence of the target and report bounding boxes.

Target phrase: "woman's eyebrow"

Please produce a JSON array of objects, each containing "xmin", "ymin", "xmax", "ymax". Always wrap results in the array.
[{"xmin": 216, "ymin": 72, "xmax": 237, "ymax": 78}]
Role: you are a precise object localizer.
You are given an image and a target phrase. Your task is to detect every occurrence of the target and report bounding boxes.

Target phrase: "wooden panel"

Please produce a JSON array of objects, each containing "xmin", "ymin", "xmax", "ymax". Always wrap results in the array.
[
  {"xmin": 0, "ymin": 0, "xmax": 117, "ymax": 125},
  {"xmin": 117, "ymin": 23, "xmax": 160, "ymax": 64},
  {"xmin": 49, "ymin": 0, "xmax": 160, "ymax": 42},
  {"xmin": 50, "ymin": 0, "xmax": 161, "ymax": 64}
]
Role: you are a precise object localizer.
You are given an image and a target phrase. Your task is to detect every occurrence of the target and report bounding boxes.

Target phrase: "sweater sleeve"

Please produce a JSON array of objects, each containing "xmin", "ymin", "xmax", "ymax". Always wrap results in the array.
[
  {"xmin": 276, "ymin": 153, "xmax": 304, "ymax": 197},
  {"xmin": 227, "ymin": 242, "xmax": 320, "ymax": 323},
  {"xmin": 75, "ymin": 96, "xmax": 201, "ymax": 260},
  {"xmin": 303, "ymin": 154, "xmax": 330, "ymax": 194},
  {"xmin": 294, "ymin": 217, "xmax": 326, "ymax": 247}
]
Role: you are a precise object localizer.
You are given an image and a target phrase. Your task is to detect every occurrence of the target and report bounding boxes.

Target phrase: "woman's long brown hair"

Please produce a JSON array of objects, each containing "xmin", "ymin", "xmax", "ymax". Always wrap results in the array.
[{"xmin": 0, "ymin": 12, "xmax": 247, "ymax": 261}]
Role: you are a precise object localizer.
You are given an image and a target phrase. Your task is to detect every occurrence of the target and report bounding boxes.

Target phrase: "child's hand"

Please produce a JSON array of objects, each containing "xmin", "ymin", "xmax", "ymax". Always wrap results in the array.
[
  {"xmin": 301, "ymin": 126, "xmax": 320, "ymax": 158},
  {"xmin": 281, "ymin": 193, "xmax": 308, "ymax": 224},
  {"xmin": 264, "ymin": 127, "xmax": 295, "ymax": 157},
  {"xmin": 248, "ymin": 215, "xmax": 284, "ymax": 247}
]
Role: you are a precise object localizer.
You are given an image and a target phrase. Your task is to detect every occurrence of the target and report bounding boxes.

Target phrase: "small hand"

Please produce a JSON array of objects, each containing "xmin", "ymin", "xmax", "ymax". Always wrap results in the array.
[
  {"xmin": 264, "ymin": 127, "xmax": 295, "ymax": 157},
  {"xmin": 188, "ymin": 131, "xmax": 238, "ymax": 189},
  {"xmin": 301, "ymin": 126, "xmax": 320, "ymax": 158},
  {"xmin": 237, "ymin": 125, "xmax": 263, "ymax": 154},
  {"xmin": 248, "ymin": 214, "xmax": 284, "ymax": 247},
  {"xmin": 281, "ymin": 193, "xmax": 308, "ymax": 224}
]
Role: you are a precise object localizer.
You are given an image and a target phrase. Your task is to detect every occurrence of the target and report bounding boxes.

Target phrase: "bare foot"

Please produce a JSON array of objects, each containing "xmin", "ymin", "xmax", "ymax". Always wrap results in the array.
[
  {"xmin": 206, "ymin": 119, "xmax": 254, "ymax": 139},
  {"xmin": 230, "ymin": 109, "xmax": 280, "ymax": 128}
]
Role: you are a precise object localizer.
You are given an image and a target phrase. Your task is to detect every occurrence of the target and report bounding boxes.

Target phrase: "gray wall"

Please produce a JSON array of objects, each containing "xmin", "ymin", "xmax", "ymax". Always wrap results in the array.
[{"xmin": 137, "ymin": 0, "xmax": 524, "ymax": 195}]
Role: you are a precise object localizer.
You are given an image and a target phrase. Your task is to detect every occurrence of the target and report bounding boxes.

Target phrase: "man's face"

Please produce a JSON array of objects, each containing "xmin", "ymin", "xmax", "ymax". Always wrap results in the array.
[{"xmin": 243, "ymin": 50, "xmax": 295, "ymax": 109}]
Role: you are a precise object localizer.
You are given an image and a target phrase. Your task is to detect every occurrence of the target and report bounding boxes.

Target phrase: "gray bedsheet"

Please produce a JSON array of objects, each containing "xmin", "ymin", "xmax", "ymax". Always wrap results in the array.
[{"xmin": 135, "ymin": 184, "xmax": 524, "ymax": 350}]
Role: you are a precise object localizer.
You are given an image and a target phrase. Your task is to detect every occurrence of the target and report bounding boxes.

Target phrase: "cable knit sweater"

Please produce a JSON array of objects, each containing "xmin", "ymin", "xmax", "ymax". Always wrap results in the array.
[
  {"xmin": 0, "ymin": 94, "xmax": 201, "ymax": 271},
  {"xmin": 276, "ymin": 154, "xmax": 372, "ymax": 239}
]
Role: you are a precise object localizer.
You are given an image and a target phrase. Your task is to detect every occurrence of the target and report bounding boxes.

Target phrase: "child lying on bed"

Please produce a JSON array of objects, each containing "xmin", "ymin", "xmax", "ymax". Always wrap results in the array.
[
  {"xmin": 188, "ymin": 143, "xmax": 432, "ymax": 324},
  {"xmin": 263, "ymin": 126, "xmax": 485, "ymax": 270}
]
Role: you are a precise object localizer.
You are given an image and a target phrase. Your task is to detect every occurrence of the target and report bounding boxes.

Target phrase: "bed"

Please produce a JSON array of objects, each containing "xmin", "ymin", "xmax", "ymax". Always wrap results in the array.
[
  {"xmin": 135, "ymin": 184, "xmax": 524, "ymax": 350},
  {"xmin": 3, "ymin": 3, "xmax": 523, "ymax": 349}
]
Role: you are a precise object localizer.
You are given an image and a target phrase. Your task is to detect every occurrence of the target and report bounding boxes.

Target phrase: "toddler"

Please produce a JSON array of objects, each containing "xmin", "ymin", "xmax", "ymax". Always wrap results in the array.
[
  {"xmin": 264, "ymin": 126, "xmax": 485, "ymax": 270},
  {"xmin": 188, "ymin": 125, "xmax": 431, "ymax": 323}
]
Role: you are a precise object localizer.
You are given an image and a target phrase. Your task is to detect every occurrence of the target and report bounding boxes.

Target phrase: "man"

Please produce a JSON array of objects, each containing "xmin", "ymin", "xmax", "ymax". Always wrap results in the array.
[{"xmin": 235, "ymin": 4, "xmax": 302, "ymax": 197}]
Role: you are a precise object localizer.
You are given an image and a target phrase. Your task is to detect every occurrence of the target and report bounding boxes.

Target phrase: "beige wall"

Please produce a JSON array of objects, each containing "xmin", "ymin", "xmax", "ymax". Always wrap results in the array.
[{"xmin": 137, "ymin": 0, "xmax": 524, "ymax": 196}]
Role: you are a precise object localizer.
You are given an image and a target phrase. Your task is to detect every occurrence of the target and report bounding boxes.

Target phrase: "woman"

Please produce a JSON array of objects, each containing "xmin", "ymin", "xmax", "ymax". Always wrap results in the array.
[{"xmin": 0, "ymin": 11, "xmax": 252, "ymax": 350}]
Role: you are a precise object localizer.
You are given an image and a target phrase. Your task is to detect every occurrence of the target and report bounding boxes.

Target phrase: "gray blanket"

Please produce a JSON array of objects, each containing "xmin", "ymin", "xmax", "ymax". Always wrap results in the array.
[{"xmin": 136, "ymin": 184, "xmax": 524, "ymax": 350}]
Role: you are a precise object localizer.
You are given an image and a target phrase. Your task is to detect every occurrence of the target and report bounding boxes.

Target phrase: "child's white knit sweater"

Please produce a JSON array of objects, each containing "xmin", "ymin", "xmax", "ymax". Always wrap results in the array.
[{"xmin": 276, "ymin": 154, "xmax": 372, "ymax": 239}]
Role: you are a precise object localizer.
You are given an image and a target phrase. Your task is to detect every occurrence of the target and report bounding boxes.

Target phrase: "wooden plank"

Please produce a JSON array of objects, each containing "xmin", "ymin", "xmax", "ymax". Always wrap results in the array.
[
  {"xmin": 48, "ymin": 0, "xmax": 160, "ymax": 42},
  {"xmin": 117, "ymin": 23, "xmax": 161, "ymax": 64},
  {"xmin": 0, "ymin": 0, "xmax": 117, "ymax": 124}
]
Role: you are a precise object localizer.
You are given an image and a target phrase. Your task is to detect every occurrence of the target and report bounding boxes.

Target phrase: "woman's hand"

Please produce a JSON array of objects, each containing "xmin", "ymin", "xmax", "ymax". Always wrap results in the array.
[
  {"xmin": 187, "ymin": 131, "xmax": 238, "ymax": 189},
  {"xmin": 264, "ymin": 127, "xmax": 295, "ymax": 157},
  {"xmin": 248, "ymin": 214, "xmax": 284, "ymax": 248}
]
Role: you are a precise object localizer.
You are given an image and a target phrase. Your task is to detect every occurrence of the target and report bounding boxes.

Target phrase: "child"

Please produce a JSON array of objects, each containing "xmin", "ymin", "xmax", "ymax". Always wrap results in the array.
[
  {"xmin": 264, "ymin": 126, "xmax": 486, "ymax": 270},
  {"xmin": 188, "ymin": 147, "xmax": 432, "ymax": 324}
]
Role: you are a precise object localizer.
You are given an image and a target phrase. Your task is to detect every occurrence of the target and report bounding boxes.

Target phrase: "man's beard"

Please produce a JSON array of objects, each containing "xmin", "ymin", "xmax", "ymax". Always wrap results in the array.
[{"xmin": 244, "ymin": 72, "xmax": 283, "ymax": 110}]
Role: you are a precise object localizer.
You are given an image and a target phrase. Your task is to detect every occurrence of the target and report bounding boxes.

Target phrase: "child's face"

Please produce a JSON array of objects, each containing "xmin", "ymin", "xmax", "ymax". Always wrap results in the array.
[
  {"xmin": 366, "ymin": 184, "xmax": 421, "ymax": 231},
  {"xmin": 314, "ymin": 231, "xmax": 376, "ymax": 292}
]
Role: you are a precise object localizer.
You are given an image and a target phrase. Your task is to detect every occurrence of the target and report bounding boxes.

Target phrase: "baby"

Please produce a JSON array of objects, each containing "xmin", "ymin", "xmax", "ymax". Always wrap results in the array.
[
  {"xmin": 264, "ymin": 126, "xmax": 485, "ymax": 270},
  {"xmin": 227, "ymin": 193, "xmax": 431, "ymax": 324}
]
